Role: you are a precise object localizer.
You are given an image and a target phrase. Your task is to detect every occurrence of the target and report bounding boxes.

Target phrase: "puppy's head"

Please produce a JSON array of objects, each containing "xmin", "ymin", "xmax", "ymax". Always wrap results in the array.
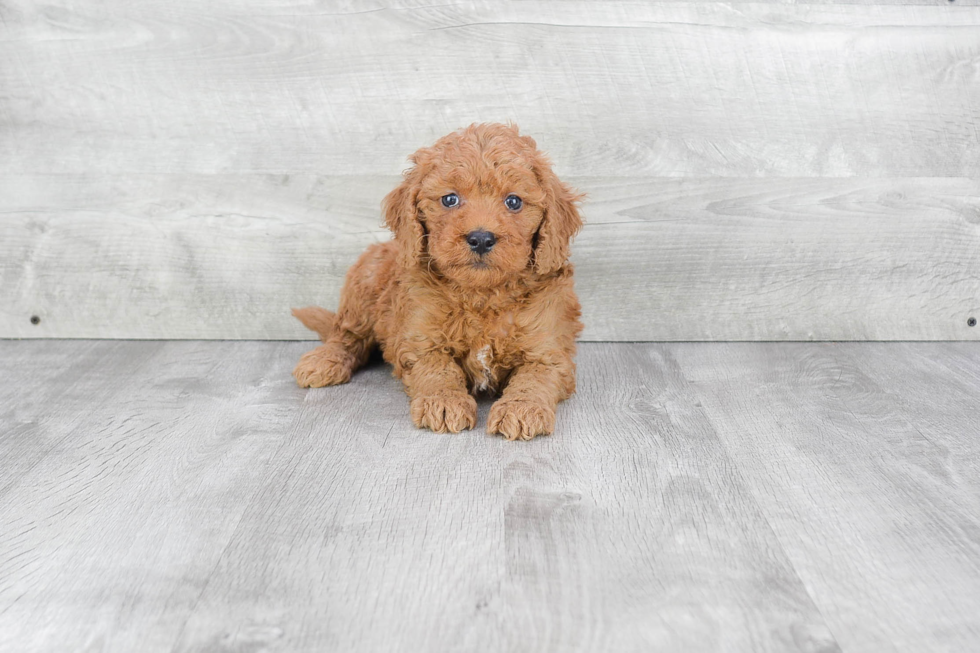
[{"xmin": 383, "ymin": 123, "xmax": 583, "ymax": 287}]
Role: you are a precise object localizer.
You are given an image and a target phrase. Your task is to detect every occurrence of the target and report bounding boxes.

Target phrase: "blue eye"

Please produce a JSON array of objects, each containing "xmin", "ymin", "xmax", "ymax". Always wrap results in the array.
[
  {"xmin": 505, "ymin": 195, "xmax": 522, "ymax": 212},
  {"xmin": 441, "ymin": 193, "xmax": 460, "ymax": 208}
]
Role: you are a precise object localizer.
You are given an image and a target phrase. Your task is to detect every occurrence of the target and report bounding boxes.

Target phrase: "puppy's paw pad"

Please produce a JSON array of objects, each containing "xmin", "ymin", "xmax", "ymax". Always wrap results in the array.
[
  {"xmin": 410, "ymin": 393, "xmax": 477, "ymax": 433},
  {"xmin": 487, "ymin": 398, "xmax": 555, "ymax": 441},
  {"xmin": 293, "ymin": 347, "xmax": 351, "ymax": 388}
]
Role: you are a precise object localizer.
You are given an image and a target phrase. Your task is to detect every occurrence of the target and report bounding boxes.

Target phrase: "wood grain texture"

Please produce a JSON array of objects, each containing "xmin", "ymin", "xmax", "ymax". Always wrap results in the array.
[
  {"xmin": 175, "ymin": 343, "xmax": 839, "ymax": 653},
  {"xmin": 3, "ymin": 1, "xmax": 979, "ymax": 341},
  {"xmin": 0, "ymin": 340, "xmax": 162, "ymax": 496},
  {"xmin": 2, "ymin": 175, "xmax": 978, "ymax": 340},
  {"xmin": 0, "ymin": 341, "xmax": 848, "ymax": 652},
  {"xmin": 0, "ymin": 341, "xmax": 303, "ymax": 652},
  {"xmin": 673, "ymin": 342, "xmax": 980, "ymax": 653},
  {"xmin": 1, "ymin": 1, "xmax": 978, "ymax": 177}
]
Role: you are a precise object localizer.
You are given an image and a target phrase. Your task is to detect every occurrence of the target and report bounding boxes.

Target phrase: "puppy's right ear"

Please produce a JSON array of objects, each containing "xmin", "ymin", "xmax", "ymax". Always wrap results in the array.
[{"xmin": 382, "ymin": 158, "xmax": 427, "ymax": 267}]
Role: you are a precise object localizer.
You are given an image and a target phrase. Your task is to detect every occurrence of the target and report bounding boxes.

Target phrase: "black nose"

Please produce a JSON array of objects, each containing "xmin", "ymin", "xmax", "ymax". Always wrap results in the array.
[{"xmin": 466, "ymin": 230, "xmax": 497, "ymax": 255}]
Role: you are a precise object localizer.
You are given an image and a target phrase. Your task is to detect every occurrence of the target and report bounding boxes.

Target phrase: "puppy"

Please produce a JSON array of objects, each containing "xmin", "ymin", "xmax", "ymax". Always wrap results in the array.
[{"xmin": 293, "ymin": 123, "xmax": 583, "ymax": 440}]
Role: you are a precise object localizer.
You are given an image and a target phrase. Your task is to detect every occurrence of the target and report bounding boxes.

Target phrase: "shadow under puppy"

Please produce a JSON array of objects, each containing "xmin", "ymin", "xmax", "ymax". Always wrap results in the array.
[{"xmin": 293, "ymin": 123, "xmax": 583, "ymax": 440}]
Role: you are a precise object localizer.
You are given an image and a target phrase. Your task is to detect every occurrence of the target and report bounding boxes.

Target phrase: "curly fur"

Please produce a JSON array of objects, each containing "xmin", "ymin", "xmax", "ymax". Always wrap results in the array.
[{"xmin": 293, "ymin": 123, "xmax": 584, "ymax": 440}]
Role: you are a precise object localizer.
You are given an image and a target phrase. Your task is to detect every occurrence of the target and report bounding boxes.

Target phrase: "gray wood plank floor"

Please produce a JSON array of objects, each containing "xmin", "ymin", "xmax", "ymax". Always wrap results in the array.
[{"xmin": 0, "ymin": 341, "xmax": 977, "ymax": 653}]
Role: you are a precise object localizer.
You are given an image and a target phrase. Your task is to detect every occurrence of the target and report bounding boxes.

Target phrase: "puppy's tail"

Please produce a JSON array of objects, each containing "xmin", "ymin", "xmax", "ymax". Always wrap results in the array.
[{"xmin": 292, "ymin": 306, "xmax": 337, "ymax": 343}]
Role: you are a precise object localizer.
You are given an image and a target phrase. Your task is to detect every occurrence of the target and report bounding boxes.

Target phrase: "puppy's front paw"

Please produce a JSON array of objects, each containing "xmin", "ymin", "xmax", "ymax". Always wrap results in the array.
[
  {"xmin": 293, "ymin": 345, "xmax": 351, "ymax": 388},
  {"xmin": 410, "ymin": 393, "xmax": 477, "ymax": 434},
  {"xmin": 487, "ymin": 398, "xmax": 555, "ymax": 441}
]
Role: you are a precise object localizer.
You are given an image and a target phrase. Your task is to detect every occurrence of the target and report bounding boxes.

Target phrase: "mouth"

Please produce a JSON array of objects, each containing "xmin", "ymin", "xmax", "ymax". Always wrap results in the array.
[{"xmin": 471, "ymin": 260, "xmax": 490, "ymax": 270}]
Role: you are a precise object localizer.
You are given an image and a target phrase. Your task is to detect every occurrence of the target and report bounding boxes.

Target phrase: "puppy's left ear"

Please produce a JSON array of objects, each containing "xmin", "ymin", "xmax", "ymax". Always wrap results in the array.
[
  {"xmin": 533, "ymin": 158, "xmax": 584, "ymax": 276},
  {"xmin": 382, "ymin": 154, "xmax": 429, "ymax": 267}
]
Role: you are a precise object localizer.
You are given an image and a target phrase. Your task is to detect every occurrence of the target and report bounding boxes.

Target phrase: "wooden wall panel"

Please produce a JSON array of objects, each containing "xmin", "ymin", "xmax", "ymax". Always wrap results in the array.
[
  {"xmin": 1, "ymin": 1, "xmax": 978, "ymax": 340},
  {"xmin": 1, "ymin": 2, "xmax": 978, "ymax": 177},
  {"xmin": 2, "ymin": 175, "xmax": 977, "ymax": 340}
]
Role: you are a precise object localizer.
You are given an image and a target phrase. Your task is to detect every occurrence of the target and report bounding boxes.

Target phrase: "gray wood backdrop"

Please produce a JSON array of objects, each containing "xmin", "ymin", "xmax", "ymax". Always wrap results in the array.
[{"xmin": 2, "ymin": 0, "xmax": 978, "ymax": 340}]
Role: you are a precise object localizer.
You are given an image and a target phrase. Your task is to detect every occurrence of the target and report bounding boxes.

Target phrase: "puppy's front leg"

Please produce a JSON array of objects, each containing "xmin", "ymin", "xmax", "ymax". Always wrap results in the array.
[
  {"xmin": 403, "ymin": 352, "xmax": 477, "ymax": 434},
  {"xmin": 488, "ymin": 361, "xmax": 573, "ymax": 441}
]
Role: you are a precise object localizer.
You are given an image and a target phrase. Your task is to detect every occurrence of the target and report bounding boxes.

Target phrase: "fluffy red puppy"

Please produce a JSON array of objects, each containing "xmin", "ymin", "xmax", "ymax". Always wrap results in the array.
[{"xmin": 293, "ymin": 123, "xmax": 583, "ymax": 440}]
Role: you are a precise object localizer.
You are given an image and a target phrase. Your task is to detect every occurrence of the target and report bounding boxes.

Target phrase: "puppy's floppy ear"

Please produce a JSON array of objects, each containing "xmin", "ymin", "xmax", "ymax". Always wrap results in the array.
[
  {"xmin": 382, "ymin": 154, "xmax": 429, "ymax": 267},
  {"xmin": 531, "ymin": 153, "xmax": 584, "ymax": 276}
]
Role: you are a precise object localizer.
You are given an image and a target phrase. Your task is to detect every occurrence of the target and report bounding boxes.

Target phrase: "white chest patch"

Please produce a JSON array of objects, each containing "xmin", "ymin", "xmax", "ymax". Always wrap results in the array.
[{"xmin": 475, "ymin": 345, "xmax": 493, "ymax": 392}]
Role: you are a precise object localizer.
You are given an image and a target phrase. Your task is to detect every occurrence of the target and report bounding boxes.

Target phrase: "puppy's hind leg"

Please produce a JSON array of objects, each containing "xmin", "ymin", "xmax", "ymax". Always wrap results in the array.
[
  {"xmin": 292, "ymin": 243, "xmax": 394, "ymax": 388},
  {"xmin": 292, "ymin": 306, "xmax": 375, "ymax": 388}
]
